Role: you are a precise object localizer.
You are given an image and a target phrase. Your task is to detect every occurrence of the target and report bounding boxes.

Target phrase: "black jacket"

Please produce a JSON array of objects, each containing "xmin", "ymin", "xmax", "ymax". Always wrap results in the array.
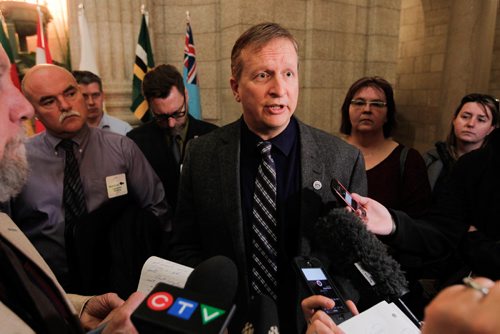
[
  {"xmin": 127, "ymin": 114, "xmax": 218, "ymax": 211},
  {"xmin": 387, "ymin": 129, "xmax": 500, "ymax": 279}
]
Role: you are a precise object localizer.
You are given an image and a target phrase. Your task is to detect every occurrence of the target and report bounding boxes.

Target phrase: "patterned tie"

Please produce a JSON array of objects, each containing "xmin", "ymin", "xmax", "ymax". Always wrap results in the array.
[
  {"xmin": 60, "ymin": 139, "xmax": 87, "ymax": 288},
  {"xmin": 168, "ymin": 134, "xmax": 181, "ymax": 167},
  {"xmin": 251, "ymin": 141, "xmax": 278, "ymax": 300},
  {"xmin": 61, "ymin": 139, "xmax": 87, "ymax": 224}
]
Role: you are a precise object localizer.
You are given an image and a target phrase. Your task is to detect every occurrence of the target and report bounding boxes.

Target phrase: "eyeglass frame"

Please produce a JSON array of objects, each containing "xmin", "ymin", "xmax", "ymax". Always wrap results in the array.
[
  {"xmin": 350, "ymin": 99, "xmax": 387, "ymax": 109},
  {"xmin": 151, "ymin": 93, "xmax": 188, "ymax": 122}
]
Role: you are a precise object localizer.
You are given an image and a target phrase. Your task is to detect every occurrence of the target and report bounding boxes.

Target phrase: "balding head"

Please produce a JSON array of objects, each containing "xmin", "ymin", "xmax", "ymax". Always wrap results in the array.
[
  {"xmin": 22, "ymin": 64, "xmax": 89, "ymax": 139},
  {"xmin": 22, "ymin": 64, "xmax": 76, "ymax": 101}
]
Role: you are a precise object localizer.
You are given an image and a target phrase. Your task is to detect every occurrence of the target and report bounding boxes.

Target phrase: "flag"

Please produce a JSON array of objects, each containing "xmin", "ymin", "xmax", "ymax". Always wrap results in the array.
[
  {"xmin": 131, "ymin": 13, "xmax": 155, "ymax": 122},
  {"xmin": 36, "ymin": 6, "xmax": 52, "ymax": 65},
  {"xmin": 34, "ymin": 5, "xmax": 50, "ymax": 133},
  {"xmin": 78, "ymin": 4, "xmax": 99, "ymax": 74},
  {"xmin": 1, "ymin": 16, "xmax": 34, "ymax": 135},
  {"xmin": 183, "ymin": 20, "xmax": 201, "ymax": 119},
  {"xmin": 0, "ymin": 16, "xmax": 20, "ymax": 89}
]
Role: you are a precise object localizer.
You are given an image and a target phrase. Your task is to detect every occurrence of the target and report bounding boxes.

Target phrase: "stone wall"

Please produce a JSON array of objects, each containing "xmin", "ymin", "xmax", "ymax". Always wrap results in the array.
[
  {"xmin": 397, "ymin": 0, "xmax": 498, "ymax": 152},
  {"xmin": 67, "ymin": 0, "xmax": 499, "ymax": 151}
]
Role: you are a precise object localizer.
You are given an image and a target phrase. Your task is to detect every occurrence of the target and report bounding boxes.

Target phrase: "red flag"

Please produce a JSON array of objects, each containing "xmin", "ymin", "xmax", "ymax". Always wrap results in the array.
[
  {"xmin": 36, "ymin": 6, "xmax": 52, "ymax": 64},
  {"xmin": 34, "ymin": 6, "xmax": 50, "ymax": 133},
  {"xmin": 0, "ymin": 18, "xmax": 20, "ymax": 89}
]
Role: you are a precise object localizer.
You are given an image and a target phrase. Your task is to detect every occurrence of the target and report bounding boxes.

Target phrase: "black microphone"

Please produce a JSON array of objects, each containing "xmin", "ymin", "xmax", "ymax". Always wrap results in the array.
[
  {"xmin": 241, "ymin": 294, "xmax": 279, "ymax": 334},
  {"xmin": 313, "ymin": 208, "xmax": 408, "ymax": 300},
  {"xmin": 132, "ymin": 256, "xmax": 238, "ymax": 334},
  {"xmin": 185, "ymin": 255, "xmax": 238, "ymax": 307},
  {"xmin": 313, "ymin": 208, "xmax": 421, "ymax": 328}
]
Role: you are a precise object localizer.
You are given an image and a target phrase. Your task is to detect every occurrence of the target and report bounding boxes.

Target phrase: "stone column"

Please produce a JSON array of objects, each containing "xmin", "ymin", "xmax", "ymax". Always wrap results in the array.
[{"xmin": 438, "ymin": 0, "xmax": 498, "ymax": 135}]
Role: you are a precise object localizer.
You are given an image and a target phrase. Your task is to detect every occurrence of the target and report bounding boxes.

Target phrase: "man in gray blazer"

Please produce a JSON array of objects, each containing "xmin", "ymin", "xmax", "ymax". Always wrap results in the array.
[{"xmin": 169, "ymin": 23, "xmax": 367, "ymax": 332}]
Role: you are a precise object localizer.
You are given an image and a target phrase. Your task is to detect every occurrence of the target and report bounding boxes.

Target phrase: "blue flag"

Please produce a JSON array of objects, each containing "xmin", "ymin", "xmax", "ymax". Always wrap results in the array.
[{"xmin": 183, "ymin": 21, "xmax": 201, "ymax": 119}]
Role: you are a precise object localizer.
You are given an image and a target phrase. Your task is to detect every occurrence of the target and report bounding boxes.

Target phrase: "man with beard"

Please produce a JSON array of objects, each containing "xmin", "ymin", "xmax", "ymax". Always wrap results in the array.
[
  {"xmin": 127, "ymin": 64, "xmax": 217, "ymax": 211},
  {"xmin": 0, "ymin": 44, "xmax": 145, "ymax": 334},
  {"xmin": 72, "ymin": 70, "xmax": 132, "ymax": 135},
  {"xmin": 9, "ymin": 63, "xmax": 169, "ymax": 292}
]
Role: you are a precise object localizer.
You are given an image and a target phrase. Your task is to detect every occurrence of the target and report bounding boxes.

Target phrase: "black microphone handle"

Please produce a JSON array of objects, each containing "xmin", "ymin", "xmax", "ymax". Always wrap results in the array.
[{"xmin": 393, "ymin": 297, "xmax": 422, "ymax": 329}]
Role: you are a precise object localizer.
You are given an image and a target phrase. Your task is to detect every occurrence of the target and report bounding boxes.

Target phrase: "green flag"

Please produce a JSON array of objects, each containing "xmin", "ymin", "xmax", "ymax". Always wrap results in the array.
[
  {"xmin": 131, "ymin": 14, "xmax": 155, "ymax": 122},
  {"xmin": 0, "ymin": 19, "xmax": 21, "ymax": 89}
]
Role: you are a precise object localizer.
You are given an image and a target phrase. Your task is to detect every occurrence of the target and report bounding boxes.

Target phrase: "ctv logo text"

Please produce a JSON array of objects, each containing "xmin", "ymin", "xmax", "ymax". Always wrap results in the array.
[{"xmin": 146, "ymin": 291, "xmax": 225, "ymax": 325}]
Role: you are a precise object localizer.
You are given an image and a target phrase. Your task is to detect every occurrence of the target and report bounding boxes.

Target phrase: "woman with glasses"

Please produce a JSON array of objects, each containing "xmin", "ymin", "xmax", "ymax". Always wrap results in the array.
[
  {"xmin": 424, "ymin": 93, "xmax": 499, "ymax": 195},
  {"xmin": 339, "ymin": 76, "xmax": 431, "ymax": 218}
]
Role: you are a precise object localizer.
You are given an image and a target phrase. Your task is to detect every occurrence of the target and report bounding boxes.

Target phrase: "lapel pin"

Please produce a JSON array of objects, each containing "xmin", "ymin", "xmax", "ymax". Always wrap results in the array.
[{"xmin": 313, "ymin": 180, "xmax": 322, "ymax": 190}]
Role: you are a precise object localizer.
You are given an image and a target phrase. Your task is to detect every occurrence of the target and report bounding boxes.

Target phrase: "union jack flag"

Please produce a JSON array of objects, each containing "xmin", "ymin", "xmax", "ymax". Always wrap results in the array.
[
  {"xmin": 184, "ymin": 22, "xmax": 198, "ymax": 85},
  {"xmin": 183, "ymin": 20, "xmax": 201, "ymax": 119}
]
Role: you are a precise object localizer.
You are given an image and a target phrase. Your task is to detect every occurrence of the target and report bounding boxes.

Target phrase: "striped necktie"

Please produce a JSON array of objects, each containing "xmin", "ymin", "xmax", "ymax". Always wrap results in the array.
[
  {"xmin": 61, "ymin": 139, "xmax": 87, "ymax": 224},
  {"xmin": 60, "ymin": 139, "xmax": 87, "ymax": 289},
  {"xmin": 251, "ymin": 141, "xmax": 278, "ymax": 300}
]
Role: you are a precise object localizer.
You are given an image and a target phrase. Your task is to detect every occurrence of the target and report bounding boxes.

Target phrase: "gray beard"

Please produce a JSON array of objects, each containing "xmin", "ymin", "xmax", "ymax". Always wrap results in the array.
[{"xmin": 0, "ymin": 135, "xmax": 29, "ymax": 202}]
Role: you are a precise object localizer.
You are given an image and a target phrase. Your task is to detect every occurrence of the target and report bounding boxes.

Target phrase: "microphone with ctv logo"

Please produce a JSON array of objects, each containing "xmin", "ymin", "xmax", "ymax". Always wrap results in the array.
[
  {"xmin": 132, "ymin": 256, "xmax": 238, "ymax": 334},
  {"xmin": 313, "ymin": 208, "xmax": 421, "ymax": 327},
  {"xmin": 241, "ymin": 294, "xmax": 280, "ymax": 334}
]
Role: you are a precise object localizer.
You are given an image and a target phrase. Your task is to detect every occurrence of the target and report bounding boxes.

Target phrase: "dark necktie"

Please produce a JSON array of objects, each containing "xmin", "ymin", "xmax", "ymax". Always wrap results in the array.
[
  {"xmin": 250, "ymin": 141, "xmax": 278, "ymax": 300},
  {"xmin": 171, "ymin": 135, "xmax": 181, "ymax": 166},
  {"xmin": 60, "ymin": 139, "xmax": 87, "ymax": 288}
]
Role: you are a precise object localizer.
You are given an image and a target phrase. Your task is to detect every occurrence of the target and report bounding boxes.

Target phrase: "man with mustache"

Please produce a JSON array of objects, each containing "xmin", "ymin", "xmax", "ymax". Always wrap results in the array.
[
  {"xmin": 9, "ymin": 64, "xmax": 169, "ymax": 292},
  {"xmin": 0, "ymin": 44, "xmax": 147, "ymax": 334}
]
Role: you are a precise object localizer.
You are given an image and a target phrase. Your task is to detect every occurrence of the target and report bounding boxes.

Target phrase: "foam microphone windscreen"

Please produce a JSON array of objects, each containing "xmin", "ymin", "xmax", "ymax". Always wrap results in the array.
[
  {"xmin": 185, "ymin": 255, "xmax": 239, "ymax": 308},
  {"xmin": 313, "ymin": 208, "xmax": 408, "ymax": 300},
  {"xmin": 241, "ymin": 294, "xmax": 279, "ymax": 334}
]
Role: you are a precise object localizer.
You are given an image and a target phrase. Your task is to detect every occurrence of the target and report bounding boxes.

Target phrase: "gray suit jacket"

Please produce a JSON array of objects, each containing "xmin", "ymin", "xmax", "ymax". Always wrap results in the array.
[
  {"xmin": 0, "ymin": 213, "xmax": 89, "ymax": 333},
  {"xmin": 170, "ymin": 118, "xmax": 366, "ymax": 302}
]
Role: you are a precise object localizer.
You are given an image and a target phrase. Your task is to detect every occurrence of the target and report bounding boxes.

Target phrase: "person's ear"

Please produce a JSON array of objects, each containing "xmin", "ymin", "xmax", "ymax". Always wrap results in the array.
[
  {"xmin": 184, "ymin": 88, "xmax": 189, "ymax": 105},
  {"xmin": 230, "ymin": 77, "xmax": 240, "ymax": 102}
]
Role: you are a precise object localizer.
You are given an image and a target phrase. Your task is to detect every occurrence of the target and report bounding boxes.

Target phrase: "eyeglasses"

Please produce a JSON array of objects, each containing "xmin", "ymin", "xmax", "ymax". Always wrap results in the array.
[
  {"xmin": 152, "ymin": 101, "xmax": 187, "ymax": 122},
  {"xmin": 350, "ymin": 99, "xmax": 387, "ymax": 109}
]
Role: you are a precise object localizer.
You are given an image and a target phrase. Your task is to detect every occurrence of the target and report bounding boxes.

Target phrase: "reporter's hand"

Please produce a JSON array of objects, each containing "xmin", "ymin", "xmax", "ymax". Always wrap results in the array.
[
  {"xmin": 101, "ymin": 291, "xmax": 145, "ymax": 334},
  {"xmin": 422, "ymin": 277, "xmax": 500, "ymax": 334},
  {"xmin": 80, "ymin": 293, "xmax": 124, "ymax": 330},
  {"xmin": 351, "ymin": 193, "xmax": 393, "ymax": 235},
  {"xmin": 301, "ymin": 295, "xmax": 359, "ymax": 334}
]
